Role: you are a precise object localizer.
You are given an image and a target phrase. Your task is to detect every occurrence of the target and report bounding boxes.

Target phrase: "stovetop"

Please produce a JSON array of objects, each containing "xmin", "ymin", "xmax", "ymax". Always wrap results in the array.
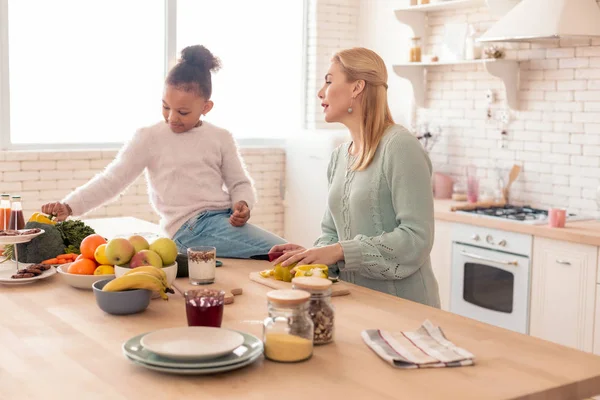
[{"xmin": 456, "ymin": 205, "xmax": 594, "ymax": 225}]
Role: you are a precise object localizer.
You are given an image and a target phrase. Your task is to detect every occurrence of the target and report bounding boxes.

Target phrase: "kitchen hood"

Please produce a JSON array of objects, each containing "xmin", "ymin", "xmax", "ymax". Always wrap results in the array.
[{"xmin": 479, "ymin": 0, "xmax": 600, "ymax": 43}]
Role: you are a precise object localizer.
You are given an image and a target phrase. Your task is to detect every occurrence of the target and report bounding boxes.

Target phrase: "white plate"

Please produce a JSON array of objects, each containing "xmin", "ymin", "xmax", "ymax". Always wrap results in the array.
[
  {"xmin": 0, "ymin": 229, "xmax": 45, "ymax": 245},
  {"xmin": 0, "ymin": 263, "xmax": 56, "ymax": 285},
  {"xmin": 124, "ymin": 351, "xmax": 261, "ymax": 375},
  {"xmin": 140, "ymin": 327, "xmax": 245, "ymax": 361}
]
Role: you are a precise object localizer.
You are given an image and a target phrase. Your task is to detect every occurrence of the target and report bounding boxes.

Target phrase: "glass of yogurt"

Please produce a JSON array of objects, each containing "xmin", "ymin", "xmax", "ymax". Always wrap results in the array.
[{"xmin": 187, "ymin": 246, "xmax": 217, "ymax": 285}]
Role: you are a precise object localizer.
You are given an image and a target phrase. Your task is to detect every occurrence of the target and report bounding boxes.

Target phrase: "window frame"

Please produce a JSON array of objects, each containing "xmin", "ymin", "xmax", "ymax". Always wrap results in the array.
[{"xmin": 0, "ymin": 0, "xmax": 306, "ymax": 150}]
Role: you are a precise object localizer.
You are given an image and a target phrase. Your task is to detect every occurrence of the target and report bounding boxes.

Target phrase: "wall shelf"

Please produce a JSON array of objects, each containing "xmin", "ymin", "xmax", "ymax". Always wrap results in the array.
[{"xmin": 393, "ymin": 59, "xmax": 520, "ymax": 109}]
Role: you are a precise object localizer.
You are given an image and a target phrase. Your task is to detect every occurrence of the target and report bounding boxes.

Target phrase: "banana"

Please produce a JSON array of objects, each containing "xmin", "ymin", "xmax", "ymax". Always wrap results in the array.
[
  {"xmin": 123, "ymin": 266, "xmax": 169, "ymax": 287},
  {"xmin": 102, "ymin": 273, "xmax": 169, "ymax": 300}
]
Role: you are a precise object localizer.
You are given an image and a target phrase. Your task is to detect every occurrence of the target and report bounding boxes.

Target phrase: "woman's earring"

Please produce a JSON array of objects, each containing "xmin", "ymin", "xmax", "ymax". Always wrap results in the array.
[{"xmin": 348, "ymin": 97, "xmax": 354, "ymax": 114}]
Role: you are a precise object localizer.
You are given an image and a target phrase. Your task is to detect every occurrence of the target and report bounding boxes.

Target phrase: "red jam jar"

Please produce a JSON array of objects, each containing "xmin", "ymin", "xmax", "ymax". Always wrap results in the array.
[{"xmin": 184, "ymin": 289, "xmax": 225, "ymax": 328}]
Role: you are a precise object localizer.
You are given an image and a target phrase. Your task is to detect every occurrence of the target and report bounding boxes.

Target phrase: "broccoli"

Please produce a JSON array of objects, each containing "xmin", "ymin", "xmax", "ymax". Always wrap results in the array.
[{"xmin": 14, "ymin": 222, "xmax": 66, "ymax": 263}]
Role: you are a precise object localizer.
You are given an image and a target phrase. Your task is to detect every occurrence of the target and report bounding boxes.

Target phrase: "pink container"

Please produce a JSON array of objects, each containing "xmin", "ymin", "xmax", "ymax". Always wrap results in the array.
[
  {"xmin": 433, "ymin": 172, "xmax": 454, "ymax": 199},
  {"xmin": 548, "ymin": 208, "xmax": 566, "ymax": 228}
]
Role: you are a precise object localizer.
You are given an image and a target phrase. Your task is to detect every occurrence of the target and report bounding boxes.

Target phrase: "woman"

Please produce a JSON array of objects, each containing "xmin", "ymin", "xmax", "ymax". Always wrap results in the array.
[
  {"xmin": 41, "ymin": 45, "xmax": 285, "ymax": 258},
  {"xmin": 271, "ymin": 47, "xmax": 440, "ymax": 307}
]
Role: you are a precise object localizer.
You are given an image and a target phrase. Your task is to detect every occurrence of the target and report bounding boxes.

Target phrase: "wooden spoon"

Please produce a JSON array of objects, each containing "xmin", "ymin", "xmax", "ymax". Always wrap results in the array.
[{"xmin": 502, "ymin": 164, "xmax": 522, "ymax": 204}]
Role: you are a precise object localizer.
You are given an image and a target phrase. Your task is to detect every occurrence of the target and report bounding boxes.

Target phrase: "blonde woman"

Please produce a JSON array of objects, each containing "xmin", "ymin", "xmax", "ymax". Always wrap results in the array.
[{"xmin": 271, "ymin": 47, "xmax": 440, "ymax": 307}]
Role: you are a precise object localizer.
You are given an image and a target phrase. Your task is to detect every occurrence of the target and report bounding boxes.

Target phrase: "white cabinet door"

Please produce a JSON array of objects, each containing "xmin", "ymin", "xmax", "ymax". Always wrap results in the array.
[
  {"xmin": 430, "ymin": 220, "xmax": 452, "ymax": 310},
  {"xmin": 530, "ymin": 237, "xmax": 598, "ymax": 352},
  {"xmin": 594, "ymin": 285, "xmax": 600, "ymax": 355}
]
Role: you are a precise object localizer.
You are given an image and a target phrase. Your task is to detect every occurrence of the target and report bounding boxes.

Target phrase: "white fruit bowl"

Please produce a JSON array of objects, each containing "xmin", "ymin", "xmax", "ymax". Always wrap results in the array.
[
  {"xmin": 114, "ymin": 262, "xmax": 178, "ymax": 286},
  {"xmin": 56, "ymin": 263, "xmax": 115, "ymax": 290}
]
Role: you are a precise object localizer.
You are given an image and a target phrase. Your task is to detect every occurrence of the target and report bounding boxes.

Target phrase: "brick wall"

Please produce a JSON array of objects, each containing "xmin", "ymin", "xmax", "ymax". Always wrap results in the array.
[
  {"xmin": 0, "ymin": 148, "xmax": 285, "ymax": 237},
  {"xmin": 358, "ymin": 0, "xmax": 600, "ymax": 216}
]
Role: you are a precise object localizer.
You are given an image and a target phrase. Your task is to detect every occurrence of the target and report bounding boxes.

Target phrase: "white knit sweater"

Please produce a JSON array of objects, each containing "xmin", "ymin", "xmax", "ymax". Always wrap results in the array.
[{"xmin": 63, "ymin": 121, "xmax": 256, "ymax": 237}]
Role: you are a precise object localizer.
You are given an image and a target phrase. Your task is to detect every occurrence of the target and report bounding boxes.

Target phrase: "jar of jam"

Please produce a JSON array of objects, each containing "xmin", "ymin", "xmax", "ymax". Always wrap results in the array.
[
  {"xmin": 410, "ymin": 37, "xmax": 422, "ymax": 62},
  {"xmin": 292, "ymin": 277, "xmax": 335, "ymax": 345},
  {"xmin": 263, "ymin": 289, "xmax": 314, "ymax": 363}
]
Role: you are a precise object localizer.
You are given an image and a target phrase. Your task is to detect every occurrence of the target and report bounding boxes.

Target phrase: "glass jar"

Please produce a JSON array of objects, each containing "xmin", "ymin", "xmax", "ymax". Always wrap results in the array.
[
  {"xmin": 410, "ymin": 37, "xmax": 422, "ymax": 62},
  {"xmin": 0, "ymin": 194, "xmax": 11, "ymax": 230},
  {"xmin": 419, "ymin": 0, "xmax": 430, "ymax": 4},
  {"xmin": 292, "ymin": 277, "xmax": 335, "ymax": 345},
  {"xmin": 263, "ymin": 289, "xmax": 314, "ymax": 363}
]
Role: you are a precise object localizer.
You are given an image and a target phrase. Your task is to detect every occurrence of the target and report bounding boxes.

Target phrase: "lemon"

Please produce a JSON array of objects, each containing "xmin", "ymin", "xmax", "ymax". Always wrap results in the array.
[{"xmin": 94, "ymin": 265, "xmax": 115, "ymax": 275}]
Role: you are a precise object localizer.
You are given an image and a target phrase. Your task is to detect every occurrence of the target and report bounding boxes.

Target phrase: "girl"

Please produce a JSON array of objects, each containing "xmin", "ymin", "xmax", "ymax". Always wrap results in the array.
[
  {"xmin": 42, "ymin": 45, "xmax": 285, "ymax": 258},
  {"xmin": 270, "ymin": 47, "xmax": 440, "ymax": 307}
]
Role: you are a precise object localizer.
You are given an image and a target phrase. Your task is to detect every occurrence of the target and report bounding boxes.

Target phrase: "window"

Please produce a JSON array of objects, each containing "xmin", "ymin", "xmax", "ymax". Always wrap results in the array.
[
  {"xmin": 177, "ymin": 0, "xmax": 305, "ymax": 139},
  {"xmin": 0, "ymin": 0, "xmax": 305, "ymax": 148},
  {"xmin": 4, "ymin": 0, "xmax": 165, "ymax": 146}
]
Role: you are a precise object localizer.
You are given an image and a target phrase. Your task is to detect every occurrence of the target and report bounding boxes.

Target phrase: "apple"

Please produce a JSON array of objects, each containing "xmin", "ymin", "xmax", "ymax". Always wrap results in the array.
[
  {"xmin": 128, "ymin": 235, "xmax": 150, "ymax": 253},
  {"xmin": 94, "ymin": 244, "xmax": 111, "ymax": 265},
  {"xmin": 104, "ymin": 238, "xmax": 135, "ymax": 265},
  {"xmin": 149, "ymin": 238, "xmax": 178, "ymax": 265},
  {"xmin": 130, "ymin": 249, "xmax": 163, "ymax": 269}
]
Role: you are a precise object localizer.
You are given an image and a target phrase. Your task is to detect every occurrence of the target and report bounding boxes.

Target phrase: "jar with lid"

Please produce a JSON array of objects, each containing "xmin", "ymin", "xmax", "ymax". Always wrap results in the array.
[
  {"xmin": 410, "ymin": 37, "xmax": 422, "ymax": 62},
  {"xmin": 263, "ymin": 289, "xmax": 314, "ymax": 363},
  {"xmin": 292, "ymin": 277, "xmax": 335, "ymax": 345},
  {"xmin": 0, "ymin": 194, "xmax": 11, "ymax": 230}
]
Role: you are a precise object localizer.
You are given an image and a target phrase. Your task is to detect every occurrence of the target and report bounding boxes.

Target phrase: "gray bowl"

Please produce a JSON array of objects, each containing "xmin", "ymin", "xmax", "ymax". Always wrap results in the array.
[{"xmin": 92, "ymin": 278, "xmax": 152, "ymax": 315}]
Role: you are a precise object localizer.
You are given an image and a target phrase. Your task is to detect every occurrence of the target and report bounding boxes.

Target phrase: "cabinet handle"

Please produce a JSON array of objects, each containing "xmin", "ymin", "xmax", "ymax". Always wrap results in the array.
[
  {"xmin": 556, "ymin": 260, "xmax": 571, "ymax": 266},
  {"xmin": 460, "ymin": 251, "xmax": 518, "ymax": 266}
]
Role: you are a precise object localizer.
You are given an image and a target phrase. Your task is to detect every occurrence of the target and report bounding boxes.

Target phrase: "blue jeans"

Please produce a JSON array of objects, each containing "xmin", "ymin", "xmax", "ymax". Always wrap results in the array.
[{"xmin": 172, "ymin": 209, "xmax": 286, "ymax": 258}]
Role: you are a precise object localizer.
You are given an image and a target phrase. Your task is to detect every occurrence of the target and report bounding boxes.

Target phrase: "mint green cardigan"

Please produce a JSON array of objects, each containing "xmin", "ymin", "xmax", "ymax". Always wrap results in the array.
[{"xmin": 315, "ymin": 125, "xmax": 440, "ymax": 308}]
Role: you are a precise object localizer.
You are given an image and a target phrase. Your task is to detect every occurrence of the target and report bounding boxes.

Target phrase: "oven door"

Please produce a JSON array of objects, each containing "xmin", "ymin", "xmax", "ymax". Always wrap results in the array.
[{"xmin": 450, "ymin": 242, "xmax": 530, "ymax": 334}]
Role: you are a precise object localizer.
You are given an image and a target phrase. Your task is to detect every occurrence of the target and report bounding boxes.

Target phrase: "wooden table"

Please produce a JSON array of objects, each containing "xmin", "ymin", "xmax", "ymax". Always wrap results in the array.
[{"xmin": 2, "ymin": 217, "xmax": 600, "ymax": 400}]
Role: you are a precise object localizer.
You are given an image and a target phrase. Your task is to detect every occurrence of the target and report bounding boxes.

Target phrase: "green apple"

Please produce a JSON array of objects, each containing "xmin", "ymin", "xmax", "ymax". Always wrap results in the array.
[
  {"xmin": 130, "ymin": 249, "xmax": 163, "ymax": 269},
  {"xmin": 149, "ymin": 238, "xmax": 178, "ymax": 266},
  {"xmin": 105, "ymin": 238, "xmax": 135, "ymax": 266},
  {"xmin": 128, "ymin": 235, "xmax": 150, "ymax": 253}
]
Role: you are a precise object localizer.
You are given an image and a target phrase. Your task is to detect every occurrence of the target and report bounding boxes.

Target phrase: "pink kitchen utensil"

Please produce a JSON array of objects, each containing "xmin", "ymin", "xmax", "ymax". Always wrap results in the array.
[
  {"xmin": 433, "ymin": 172, "xmax": 454, "ymax": 199},
  {"xmin": 549, "ymin": 208, "xmax": 566, "ymax": 228}
]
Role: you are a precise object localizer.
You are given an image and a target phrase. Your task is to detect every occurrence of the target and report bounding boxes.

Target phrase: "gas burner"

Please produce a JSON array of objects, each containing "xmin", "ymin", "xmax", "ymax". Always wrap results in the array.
[{"xmin": 456, "ymin": 205, "xmax": 593, "ymax": 225}]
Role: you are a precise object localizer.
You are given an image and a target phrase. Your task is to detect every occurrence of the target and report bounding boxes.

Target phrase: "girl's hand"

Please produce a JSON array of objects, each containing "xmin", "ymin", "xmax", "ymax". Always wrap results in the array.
[
  {"xmin": 41, "ymin": 202, "xmax": 71, "ymax": 222},
  {"xmin": 277, "ymin": 244, "xmax": 344, "ymax": 267},
  {"xmin": 230, "ymin": 201, "xmax": 250, "ymax": 227}
]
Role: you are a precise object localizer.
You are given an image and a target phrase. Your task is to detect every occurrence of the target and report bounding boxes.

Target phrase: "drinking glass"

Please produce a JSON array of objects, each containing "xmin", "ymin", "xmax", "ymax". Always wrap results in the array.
[
  {"xmin": 184, "ymin": 289, "xmax": 224, "ymax": 328},
  {"xmin": 187, "ymin": 246, "xmax": 216, "ymax": 285}
]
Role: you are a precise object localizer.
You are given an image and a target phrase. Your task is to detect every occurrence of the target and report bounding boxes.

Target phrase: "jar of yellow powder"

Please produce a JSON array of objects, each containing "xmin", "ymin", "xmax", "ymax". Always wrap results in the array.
[{"xmin": 263, "ymin": 289, "xmax": 314, "ymax": 363}]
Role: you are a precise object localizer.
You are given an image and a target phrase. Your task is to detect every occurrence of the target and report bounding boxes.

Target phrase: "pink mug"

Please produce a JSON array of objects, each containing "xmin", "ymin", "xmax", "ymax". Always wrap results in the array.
[{"xmin": 548, "ymin": 208, "xmax": 566, "ymax": 228}]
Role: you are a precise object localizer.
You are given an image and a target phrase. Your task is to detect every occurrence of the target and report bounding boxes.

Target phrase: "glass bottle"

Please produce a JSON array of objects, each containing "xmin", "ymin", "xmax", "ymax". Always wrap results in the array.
[
  {"xmin": 410, "ymin": 37, "xmax": 422, "ymax": 62},
  {"xmin": 0, "ymin": 194, "xmax": 11, "ymax": 230},
  {"xmin": 292, "ymin": 277, "xmax": 335, "ymax": 345},
  {"xmin": 8, "ymin": 195, "xmax": 24, "ymax": 230},
  {"xmin": 263, "ymin": 289, "xmax": 314, "ymax": 363}
]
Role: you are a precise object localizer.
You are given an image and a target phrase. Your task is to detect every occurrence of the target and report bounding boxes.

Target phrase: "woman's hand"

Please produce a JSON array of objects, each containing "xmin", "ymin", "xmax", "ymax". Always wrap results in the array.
[
  {"xmin": 230, "ymin": 201, "xmax": 250, "ymax": 227},
  {"xmin": 41, "ymin": 202, "xmax": 71, "ymax": 222},
  {"xmin": 275, "ymin": 243, "xmax": 344, "ymax": 267},
  {"xmin": 269, "ymin": 243, "xmax": 306, "ymax": 264}
]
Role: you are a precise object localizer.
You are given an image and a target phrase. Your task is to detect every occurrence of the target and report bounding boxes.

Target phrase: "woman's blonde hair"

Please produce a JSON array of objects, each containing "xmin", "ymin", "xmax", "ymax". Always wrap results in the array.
[{"xmin": 332, "ymin": 47, "xmax": 395, "ymax": 171}]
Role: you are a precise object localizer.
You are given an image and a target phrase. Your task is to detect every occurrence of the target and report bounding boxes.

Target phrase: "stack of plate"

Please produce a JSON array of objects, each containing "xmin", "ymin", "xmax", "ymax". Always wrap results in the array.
[{"xmin": 122, "ymin": 327, "xmax": 263, "ymax": 375}]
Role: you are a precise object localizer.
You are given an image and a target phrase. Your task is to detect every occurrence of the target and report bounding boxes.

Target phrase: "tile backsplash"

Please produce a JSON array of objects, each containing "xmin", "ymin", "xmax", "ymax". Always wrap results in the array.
[{"xmin": 418, "ymin": 2, "xmax": 600, "ymax": 216}]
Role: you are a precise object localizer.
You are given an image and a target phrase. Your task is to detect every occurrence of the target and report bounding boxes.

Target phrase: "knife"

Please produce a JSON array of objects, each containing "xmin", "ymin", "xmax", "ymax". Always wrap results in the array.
[{"xmin": 249, "ymin": 252, "xmax": 283, "ymax": 262}]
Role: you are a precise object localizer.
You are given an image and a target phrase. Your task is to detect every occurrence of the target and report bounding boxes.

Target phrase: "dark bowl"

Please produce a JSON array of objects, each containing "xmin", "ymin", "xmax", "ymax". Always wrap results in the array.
[{"xmin": 92, "ymin": 278, "xmax": 152, "ymax": 315}]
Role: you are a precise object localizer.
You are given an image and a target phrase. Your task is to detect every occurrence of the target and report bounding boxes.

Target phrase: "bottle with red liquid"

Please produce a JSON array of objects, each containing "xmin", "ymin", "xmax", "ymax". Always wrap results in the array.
[
  {"xmin": 8, "ymin": 195, "xmax": 24, "ymax": 230},
  {"xmin": 184, "ymin": 289, "xmax": 224, "ymax": 328},
  {"xmin": 0, "ymin": 194, "xmax": 11, "ymax": 230}
]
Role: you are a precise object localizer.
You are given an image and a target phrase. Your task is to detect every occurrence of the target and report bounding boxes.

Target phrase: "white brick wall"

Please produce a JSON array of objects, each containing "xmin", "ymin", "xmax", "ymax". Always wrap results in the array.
[
  {"xmin": 353, "ymin": 0, "xmax": 600, "ymax": 216},
  {"xmin": 0, "ymin": 148, "xmax": 285, "ymax": 237}
]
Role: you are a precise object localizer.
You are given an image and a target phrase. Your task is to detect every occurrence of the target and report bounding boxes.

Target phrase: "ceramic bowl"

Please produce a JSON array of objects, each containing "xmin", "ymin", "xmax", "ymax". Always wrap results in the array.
[
  {"xmin": 56, "ymin": 263, "xmax": 115, "ymax": 290},
  {"xmin": 92, "ymin": 278, "xmax": 151, "ymax": 315}
]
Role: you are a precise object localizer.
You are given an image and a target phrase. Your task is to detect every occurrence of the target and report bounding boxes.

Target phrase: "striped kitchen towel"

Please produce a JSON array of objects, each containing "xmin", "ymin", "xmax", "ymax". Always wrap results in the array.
[{"xmin": 361, "ymin": 320, "xmax": 475, "ymax": 369}]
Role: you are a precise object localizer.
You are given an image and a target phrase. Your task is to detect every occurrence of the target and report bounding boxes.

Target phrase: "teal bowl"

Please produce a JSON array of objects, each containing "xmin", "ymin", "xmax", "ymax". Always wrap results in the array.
[{"xmin": 92, "ymin": 278, "xmax": 152, "ymax": 315}]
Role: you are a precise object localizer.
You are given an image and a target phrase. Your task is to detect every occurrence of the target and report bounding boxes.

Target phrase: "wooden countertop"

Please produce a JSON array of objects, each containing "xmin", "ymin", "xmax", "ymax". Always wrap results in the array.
[
  {"xmin": 1, "ymin": 217, "xmax": 600, "ymax": 399},
  {"xmin": 435, "ymin": 199, "xmax": 600, "ymax": 246}
]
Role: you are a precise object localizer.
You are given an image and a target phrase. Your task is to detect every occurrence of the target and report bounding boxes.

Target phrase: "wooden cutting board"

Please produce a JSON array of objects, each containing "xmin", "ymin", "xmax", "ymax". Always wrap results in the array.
[{"xmin": 249, "ymin": 271, "xmax": 350, "ymax": 296}]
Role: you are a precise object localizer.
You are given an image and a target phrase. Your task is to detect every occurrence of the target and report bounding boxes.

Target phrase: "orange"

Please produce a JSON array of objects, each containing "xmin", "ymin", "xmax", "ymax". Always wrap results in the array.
[
  {"xmin": 67, "ymin": 258, "xmax": 97, "ymax": 275},
  {"xmin": 75, "ymin": 254, "xmax": 85, "ymax": 261},
  {"xmin": 80, "ymin": 234, "xmax": 107, "ymax": 260}
]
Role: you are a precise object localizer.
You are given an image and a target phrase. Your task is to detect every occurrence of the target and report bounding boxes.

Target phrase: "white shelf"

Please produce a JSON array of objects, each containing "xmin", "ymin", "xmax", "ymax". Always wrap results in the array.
[
  {"xmin": 393, "ymin": 59, "xmax": 520, "ymax": 109},
  {"xmin": 395, "ymin": 0, "xmax": 487, "ymax": 13}
]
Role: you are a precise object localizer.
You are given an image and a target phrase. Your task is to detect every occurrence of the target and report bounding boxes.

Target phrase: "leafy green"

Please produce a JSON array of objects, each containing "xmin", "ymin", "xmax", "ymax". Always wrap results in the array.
[
  {"xmin": 64, "ymin": 244, "xmax": 80, "ymax": 255},
  {"xmin": 55, "ymin": 220, "xmax": 96, "ymax": 251}
]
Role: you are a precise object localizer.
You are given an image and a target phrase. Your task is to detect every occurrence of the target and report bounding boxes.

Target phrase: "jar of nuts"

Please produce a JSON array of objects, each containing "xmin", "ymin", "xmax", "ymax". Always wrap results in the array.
[{"xmin": 291, "ymin": 276, "xmax": 335, "ymax": 345}]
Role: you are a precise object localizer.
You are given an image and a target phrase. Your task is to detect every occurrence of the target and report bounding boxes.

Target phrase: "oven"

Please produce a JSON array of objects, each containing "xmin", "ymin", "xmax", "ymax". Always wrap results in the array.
[{"xmin": 450, "ymin": 224, "xmax": 533, "ymax": 334}]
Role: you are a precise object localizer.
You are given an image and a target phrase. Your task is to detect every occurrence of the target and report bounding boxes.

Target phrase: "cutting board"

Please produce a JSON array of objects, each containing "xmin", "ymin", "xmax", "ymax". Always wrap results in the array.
[{"xmin": 249, "ymin": 271, "xmax": 350, "ymax": 297}]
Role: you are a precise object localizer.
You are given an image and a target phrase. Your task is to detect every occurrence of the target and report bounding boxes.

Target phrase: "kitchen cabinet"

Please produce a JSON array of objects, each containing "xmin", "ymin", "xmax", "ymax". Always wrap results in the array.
[
  {"xmin": 594, "ymin": 285, "xmax": 600, "ymax": 356},
  {"xmin": 431, "ymin": 220, "xmax": 452, "ymax": 310},
  {"xmin": 530, "ymin": 237, "xmax": 598, "ymax": 352}
]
